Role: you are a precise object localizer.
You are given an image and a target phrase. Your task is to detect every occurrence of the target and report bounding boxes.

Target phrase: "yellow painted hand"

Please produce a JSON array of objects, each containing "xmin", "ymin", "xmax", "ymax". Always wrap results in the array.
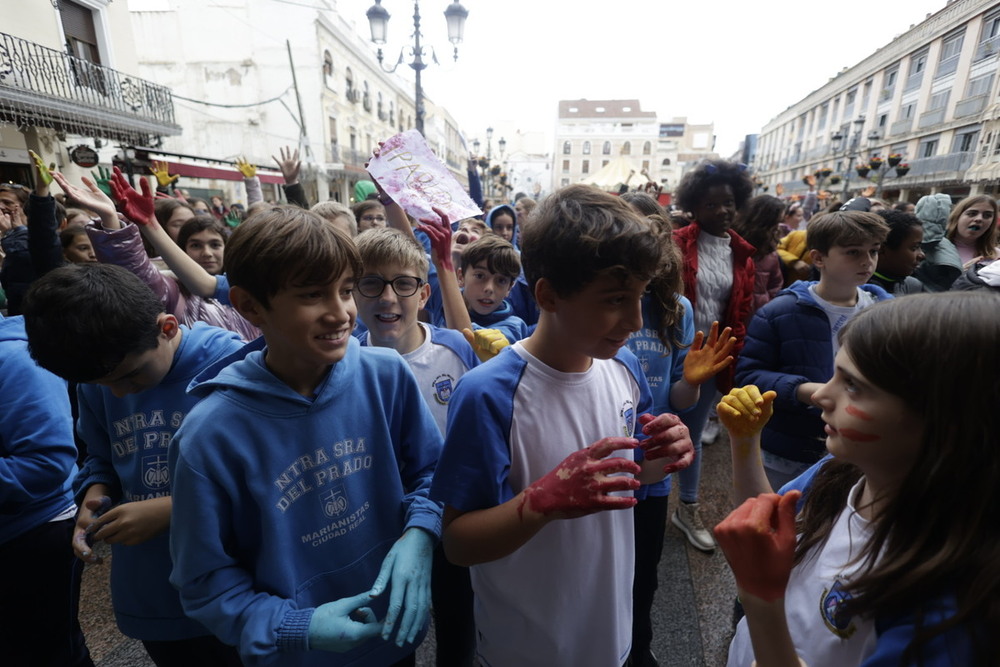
[
  {"xmin": 462, "ymin": 328, "xmax": 509, "ymax": 363},
  {"xmin": 151, "ymin": 160, "xmax": 179, "ymax": 187},
  {"xmin": 235, "ymin": 156, "xmax": 256, "ymax": 179},
  {"xmin": 28, "ymin": 150, "xmax": 53, "ymax": 186},
  {"xmin": 682, "ymin": 321, "xmax": 736, "ymax": 386},
  {"xmin": 717, "ymin": 385, "xmax": 776, "ymax": 439}
]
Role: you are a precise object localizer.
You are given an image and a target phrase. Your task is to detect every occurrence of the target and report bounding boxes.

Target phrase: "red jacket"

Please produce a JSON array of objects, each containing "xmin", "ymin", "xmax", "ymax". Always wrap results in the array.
[{"xmin": 672, "ymin": 221, "xmax": 756, "ymax": 392}]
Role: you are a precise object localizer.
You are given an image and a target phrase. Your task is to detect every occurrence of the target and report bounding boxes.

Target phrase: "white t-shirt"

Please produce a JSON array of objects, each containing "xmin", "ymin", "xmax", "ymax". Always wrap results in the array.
[
  {"xmin": 727, "ymin": 480, "xmax": 877, "ymax": 667},
  {"xmin": 433, "ymin": 342, "xmax": 648, "ymax": 667},
  {"xmin": 399, "ymin": 323, "xmax": 473, "ymax": 435},
  {"xmin": 808, "ymin": 286, "xmax": 876, "ymax": 357}
]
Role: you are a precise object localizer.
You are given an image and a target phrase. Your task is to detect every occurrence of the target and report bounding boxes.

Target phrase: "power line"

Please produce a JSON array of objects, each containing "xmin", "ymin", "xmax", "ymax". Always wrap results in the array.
[{"xmin": 171, "ymin": 86, "xmax": 293, "ymax": 109}]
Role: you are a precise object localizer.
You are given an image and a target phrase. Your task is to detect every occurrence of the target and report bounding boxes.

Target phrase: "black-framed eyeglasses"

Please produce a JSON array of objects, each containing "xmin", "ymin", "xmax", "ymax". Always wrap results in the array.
[{"xmin": 357, "ymin": 275, "xmax": 424, "ymax": 298}]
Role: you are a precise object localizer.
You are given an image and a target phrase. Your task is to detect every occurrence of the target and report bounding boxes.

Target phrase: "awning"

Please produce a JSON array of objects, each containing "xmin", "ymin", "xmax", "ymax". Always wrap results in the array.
[{"xmin": 165, "ymin": 161, "xmax": 285, "ymax": 185}]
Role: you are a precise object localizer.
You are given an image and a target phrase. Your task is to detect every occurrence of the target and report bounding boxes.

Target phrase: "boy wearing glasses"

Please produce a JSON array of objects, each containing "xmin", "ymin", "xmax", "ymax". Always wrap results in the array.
[{"xmin": 354, "ymin": 227, "xmax": 479, "ymax": 436}]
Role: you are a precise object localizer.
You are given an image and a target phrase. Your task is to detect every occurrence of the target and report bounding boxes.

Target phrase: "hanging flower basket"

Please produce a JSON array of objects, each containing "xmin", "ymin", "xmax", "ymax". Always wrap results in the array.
[
  {"xmin": 829, "ymin": 175, "xmax": 842, "ymax": 185},
  {"xmin": 819, "ymin": 167, "xmax": 833, "ymax": 177},
  {"xmin": 868, "ymin": 157, "xmax": 884, "ymax": 170},
  {"xmin": 887, "ymin": 153, "xmax": 903, "ymax": 168},
  {"xmin": 856, "ymin": 165, "xmax": 871, "ymax": 177},
  {"xmin": 894, "ymin": 163, "xmax": 910, "ymax": 177}
]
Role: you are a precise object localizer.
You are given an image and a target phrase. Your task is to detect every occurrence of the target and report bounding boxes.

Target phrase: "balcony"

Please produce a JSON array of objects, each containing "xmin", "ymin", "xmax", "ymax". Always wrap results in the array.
[
  {"xmin": 889, "ymin": 118, "xmax": 913, "ymax": 136},
  {"xmin": 904, "ymin": 151, "xmax": 975, "ymax": 177},
  {"xmin": 918, "ymin": 107, "xmax": 947, "ymax": 129},
  {"xmin": 0, "ymin": 32, "xmax": 180, "ymax": 144},
  {"xmin": 974, "ymin": 35, "xmax": 1000, "ymax": 61},
  {"xmin": 954, "ymin": 94, "xmax": 988, "ymax": 119}
]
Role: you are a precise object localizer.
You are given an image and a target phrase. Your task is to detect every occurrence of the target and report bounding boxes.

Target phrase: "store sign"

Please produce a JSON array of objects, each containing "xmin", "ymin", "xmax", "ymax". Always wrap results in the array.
[{"xmin": 70, "ymin": 145, "xmax": 99, "ymax": 168}]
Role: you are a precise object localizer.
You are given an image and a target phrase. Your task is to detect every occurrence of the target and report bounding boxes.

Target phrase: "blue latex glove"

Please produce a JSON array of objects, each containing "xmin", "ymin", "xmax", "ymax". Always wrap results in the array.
[
  {"xmin": 370, "ymin": 527, "xmax": 434, "ymax": 646},
  {"xmin": 307, "ymin": 591, "xmax": 382, "ymax": 652}
]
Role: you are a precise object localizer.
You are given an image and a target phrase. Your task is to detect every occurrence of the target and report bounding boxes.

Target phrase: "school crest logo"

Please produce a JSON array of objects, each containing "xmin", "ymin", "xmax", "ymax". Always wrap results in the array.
[
  {"xmin": 820, "ymin": 579, "xmax": 857, "ymax": 639},
  {"xmin": 638, "ymin": 354, "xmax": 650, "ymax": 374},
  {"xmin": 142, "ymin": 455, "xmax": 170, "ymax": 489},
  {"xmin": 321, "ymin": 486, "xmax": 349, "ymax": 518},
  {"xmin": 620, "ymin": 399, "xmax": 636, "ymax": 438},
  {"xmin": 433, "ymin": 374, "xmax": 455, "ymax": 405}
]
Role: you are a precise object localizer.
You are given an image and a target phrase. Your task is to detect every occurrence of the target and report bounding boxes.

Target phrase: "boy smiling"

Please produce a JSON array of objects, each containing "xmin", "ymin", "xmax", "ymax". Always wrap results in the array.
[
  {"xmin": 167, "ymin": 207, "xmax": 443, "ymax": 666},
  {"xmin": 458, "ymin": 234, "xmax": 529, "ymax": 343}
]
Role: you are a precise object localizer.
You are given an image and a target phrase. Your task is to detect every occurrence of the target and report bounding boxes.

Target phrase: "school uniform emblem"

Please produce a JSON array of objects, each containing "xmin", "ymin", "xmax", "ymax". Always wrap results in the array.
[
  {"xmin": 142, "ymin": 455, "xmax": 170, "ymax": 489},
  {"xmin": 820, "ymin": 579, "xmax": 857, "ymax": 638},
  {"xmin": 321, "ymin": 486, "xmax": 348, "ymax": 518},
  {"xmin": 620, "ymin": 399, "xmax": 636, "ymax": 437},
  {"xmin": 433, "ymin": 374, "xmax": 455, "ymax": 405}
]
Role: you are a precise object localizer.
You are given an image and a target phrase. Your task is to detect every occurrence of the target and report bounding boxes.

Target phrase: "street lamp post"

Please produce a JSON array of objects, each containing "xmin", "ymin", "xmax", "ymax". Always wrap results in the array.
[
  {"xmin": 366, "ymin": 1, "xmax": 469, "ymax": 136},
  {"xmin": 830, "ymin": 116, "xmax": 872, "ymax": 199}
]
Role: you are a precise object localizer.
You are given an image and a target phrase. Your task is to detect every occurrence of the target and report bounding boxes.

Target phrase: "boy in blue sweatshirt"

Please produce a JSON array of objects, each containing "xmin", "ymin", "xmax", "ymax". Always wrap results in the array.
[
  {"xmin": 458, "ymin": 234, "xmax": 529, "ymax": 343},
  {"xmin": 22, "ymin": 263, "xmax": 245, "ymax": 666},
  {"xmin": 0, "ymin": 314, "xmax": 93, "ymax": 667},
  {"xmin": 167, "ymin": 206, "xmax": 443, "ymax": 666}
]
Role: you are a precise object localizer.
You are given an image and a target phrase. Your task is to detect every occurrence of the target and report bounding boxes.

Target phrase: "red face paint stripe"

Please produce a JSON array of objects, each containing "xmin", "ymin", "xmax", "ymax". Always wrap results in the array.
[
  {"xmin": 845, "ymin": 405, "xmax": 873, "ymax": 421},
  {"xmin": 839, "ymin": 428, "xmax": 879, "ymax": 442}
]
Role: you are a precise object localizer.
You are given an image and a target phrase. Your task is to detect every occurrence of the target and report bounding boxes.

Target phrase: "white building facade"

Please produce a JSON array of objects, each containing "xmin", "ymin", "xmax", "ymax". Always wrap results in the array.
[
  {"xmin": 754, "ymin": 0, "xmax": 1000, "ymax": 203},
  {"xmin": 128, "ymin": 0, "xmax": 466, "ymax": 206}
]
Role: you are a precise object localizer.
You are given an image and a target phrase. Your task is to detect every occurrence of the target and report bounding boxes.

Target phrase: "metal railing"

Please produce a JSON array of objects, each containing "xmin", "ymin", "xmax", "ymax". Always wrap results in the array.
[
  {"xmin": 0, "ymin": 31, "xmax": 179, "ymax": 139},
  {"xmin": 905, "ymin": 151, "xmax": 974, "ymax": 176},
  {"xmin": 954, "ymin": 94, "xmax": 988, "ymax": 118}
]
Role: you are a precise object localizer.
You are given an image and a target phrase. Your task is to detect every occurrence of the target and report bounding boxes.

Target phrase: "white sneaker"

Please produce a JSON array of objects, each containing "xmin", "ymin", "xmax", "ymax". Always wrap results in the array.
[
  {"xmin": 672, "ymin": 502, "xmax": 716, "ymax": 552},
  {"xmin": 701, "ymin": 415, "xmax": 721, "ymax": 445}
]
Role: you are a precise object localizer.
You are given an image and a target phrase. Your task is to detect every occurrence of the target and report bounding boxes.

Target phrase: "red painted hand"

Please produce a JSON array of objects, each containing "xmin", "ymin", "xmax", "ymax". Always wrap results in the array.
[
  {"xmin": 637, "ymin": 413, "xmax": 694, "ymax": 474},
  {"xmin": 713, "ymin": 491, "xmax": 800, "ymax": 603},
  {"xmin": 110, "ymin": 167, "xmax": 156, "ymax": 226},
  {"xmin": 682, "ymin": 321, "xmax": 736, "ymax": 386},
  {"xmin": 521, "ymin": 437, "xmax": 641, "ymax": 520},
  {"xmin": 417, "ymin": 207, "xmax": 454, "ymax": 272}
]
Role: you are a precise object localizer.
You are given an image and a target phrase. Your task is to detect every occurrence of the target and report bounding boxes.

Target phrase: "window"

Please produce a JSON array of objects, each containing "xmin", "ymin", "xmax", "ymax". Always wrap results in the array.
[
  {"xmin": 345, "ymin": 68, "xmax": 355, "ymax": 101},
  {"xmin": 936, "ymin": 30, "xmax": 964, "ymax": 77},
  {"xmin": 900, "ymin": 102, "xmax": 916, "ymax": 119},
  {"xmin": 377, "ymin": 92, "xmax": 385, "ymax": 120},
  {"xmin": 622, "ymin": 141, "xmax": 631, "ymax": 155},
  {"xmin": 323, "ymin": 50, "xmax": 333, "ymax": 80},
  {"xmin": 363, "ymin": 81, "xmax": 372, "ymax": 112},
  {"xmin": 844, "ymin": 88, "xmax": 857, "ymax": 119},
  {"xmin": 641, "ymin": 160, "xmax": 649, "ymax": 171},
  {"xmin": 59, "ymin": 0, "xmax": 106, "ymax": 93},
  {"xmin": 582, "ymin": 159, "xmax": 590, "ymax": 174},
  {"xmin": 602, "ymin": 160, "xmax": 609, "ymax": 168},
  {"xmin": 966, "ymin": 73, "xmax": 994, "ymax": 97},
  {"xmin": 927, "ymin": 90, "xmax": 950, "ymax": 110},
  {"xmin": 563, "ymin": 141, "xmax": 571, "ymax": 155},
  {"xmin": 953, "ymin": 129, "xmax": 979, "ymax": 153},
  {"xmin": 562, "ymin": 159, "xmax": 570, "ymax": 173},
  {"xmin": 389, "ymin": 101, "xmax": 395, "ymax": 125},
  {"xmin": 661, "ymin": 158, "xmax": 671, "ymax": 166},
  {"xmin": 919, "ymin": 137, "xmax": 938, "ymax": 157},
  {"xmin": 905, "ymin": 49, "xmax": 928, "ymax": 91},
  {"xmin": 817, "ymin": 103, "xmax": 829, "ymax": 130},
  {"xmin": 561, "ymin": 178, "xmax": 570, "ymax": 187},
  {"xmin": 583, "ymin": 141, "xmax": 591, "ymax": 155},
  {"xmin": 878, "ymin": 113, "xmax": 888, "ymax": 128},
  {"xmin": 642, "ymin": 141, "xmax": 651, "ymax": 155},
  {"xmin": 884, "ymin": 67, "xmax": 898, "ymax": 89},
  {"xmin": 602, "ymin": 141, "xmax": 611, "ymax": 155}
]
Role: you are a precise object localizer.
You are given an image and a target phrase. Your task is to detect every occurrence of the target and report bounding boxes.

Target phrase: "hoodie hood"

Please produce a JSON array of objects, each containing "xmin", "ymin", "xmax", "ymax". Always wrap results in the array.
[
  {"xmin": 915, "ymin": 193, "xmax": 953, "ymax": 243},
  {"xmin": 486, "ymin": 204, "xmax": 518, "ymax": 245},
  {"xmin": 0, "ymin": 314, "xmax": 24, "ymax": 344},
  {"xmin": 354, "ymin": 180, "xmax": 377, "ymax": 202}
]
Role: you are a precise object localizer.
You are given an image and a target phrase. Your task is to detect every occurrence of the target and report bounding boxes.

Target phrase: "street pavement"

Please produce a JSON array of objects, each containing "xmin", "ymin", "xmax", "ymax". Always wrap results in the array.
[{"xmin": 81, "ymin": 432, "xmax": 739, "ymax": 666}]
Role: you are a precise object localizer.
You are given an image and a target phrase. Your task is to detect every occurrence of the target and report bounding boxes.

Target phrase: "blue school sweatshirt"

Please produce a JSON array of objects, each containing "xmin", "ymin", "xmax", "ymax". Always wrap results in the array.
[
  {"xmin": 470, "ymin": 299, "xmax": 529, "ymax": 343},
  {"xmin": 168, "ymin": 337, "xmax": 443, "ymax": 666},
  {"xmin": 0, "ymin": 315, "xmax": 78, "ymax": 545},
  {"xmin": 74, "ymin": 323, "xmax": 245, "ymax": 640}
]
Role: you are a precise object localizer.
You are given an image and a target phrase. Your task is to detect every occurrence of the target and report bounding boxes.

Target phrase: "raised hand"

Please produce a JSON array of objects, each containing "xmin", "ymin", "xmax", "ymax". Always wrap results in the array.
[
  {"xmin": 713, "ymin": 491, "xmax": 800, "ymax": 603},
  {"xmin": 462, "ymin": 327, "xmax": 509, "ymax": 362},
  {"xmin": 369, "ymin": 528, "xmax": 433, "ymax": 647},
  {"xmin": 272, "ymin": 146, "xmax": 301, "ymax": 185},
  {"xmin": 520, "ymin": 438, "xmax": 641, "ymax": 520},
  {"xmin": 307, "ymin": 592, "xmax": 382, "ymax": 652},
  {"xmin": 28, "ymin": 149, "xmax": 53, "ymax": 188},
  {"xmin": 717, "ymin": 385, "xmax": 776, "ymax": 439},
  {"xmin": 682, "ymin": 321, "xmax": 736, "ymax": 386},
  {"xmin": 51, "ymin": 171, "xmax": 118, "ymax": 224},
  {"xmin": 416, "ymin": 210, "xmax": 453, "ymax": 272},
  {"xmin": 637, "ymin": 412, "xmax": 694, "ymax": 474},
  {"xmin": 234, "ymin": 156, "xmax": 256, "ymax": 179},
  {"xmin": 109, "ymin": 167, "xmax": 156, "ymax": 226},
  {"xmin": 91, "ymin": 166, "xmax": 113, "ymax": 196},
  {"xmin": 150, "ymin": 160, "xmax": 179, "ymax": 188}
]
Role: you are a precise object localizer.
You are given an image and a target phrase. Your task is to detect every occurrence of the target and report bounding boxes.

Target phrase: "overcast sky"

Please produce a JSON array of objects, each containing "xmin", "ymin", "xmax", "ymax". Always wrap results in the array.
[{"xmin": 335, "ymin": 0, "xmax": 949, "ymax": 155}]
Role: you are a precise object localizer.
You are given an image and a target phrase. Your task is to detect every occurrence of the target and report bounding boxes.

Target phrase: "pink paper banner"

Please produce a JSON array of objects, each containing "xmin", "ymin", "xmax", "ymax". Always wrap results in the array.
[{"xmin": 367, "ymin": 130, "xmax": 482, "ymax": 224}]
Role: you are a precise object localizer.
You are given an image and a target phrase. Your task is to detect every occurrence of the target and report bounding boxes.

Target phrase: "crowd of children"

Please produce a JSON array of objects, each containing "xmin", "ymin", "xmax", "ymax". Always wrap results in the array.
[{"xmin": 0, "ymin": 148, "xmax": 998, "ymax": 667}]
